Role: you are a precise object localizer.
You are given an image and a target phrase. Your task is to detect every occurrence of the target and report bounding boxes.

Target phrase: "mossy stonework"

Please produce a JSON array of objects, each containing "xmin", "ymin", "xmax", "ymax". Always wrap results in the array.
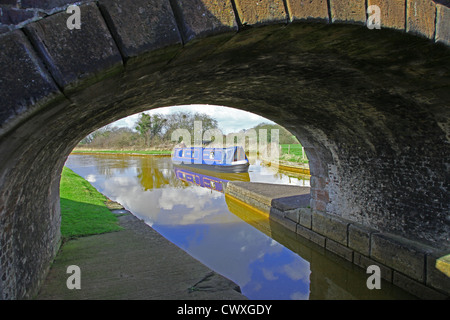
[{"xmin": 0, "ymin": 0, "xmax": 449, "ymax": 299}]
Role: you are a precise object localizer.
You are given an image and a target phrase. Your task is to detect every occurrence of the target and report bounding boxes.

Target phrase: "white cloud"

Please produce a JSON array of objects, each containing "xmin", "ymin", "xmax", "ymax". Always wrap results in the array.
[
  {"xmin": 262, "ymin": 268, "xmax": 279, "ymax": 281},
  {"xmin": 282, "ymin": 259, "xmax": 311, "ymax": 281},
  {"xmin": 110, "ymin": 113, "xmax": 140, "ymax": 129},
  {"xmin": 85, "ymin": 174, "xmax": 96, "ymax": 183}
]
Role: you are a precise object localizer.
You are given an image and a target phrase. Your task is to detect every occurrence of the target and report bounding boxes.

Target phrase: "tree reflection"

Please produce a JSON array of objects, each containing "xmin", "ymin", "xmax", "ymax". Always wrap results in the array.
[
  {"xmin": 136, "ymin": 156, "xmax": 184, "ymax": 190},
  {"xmin": 89, "ymin": 154, "xmax": 135, "ymax": 178}
]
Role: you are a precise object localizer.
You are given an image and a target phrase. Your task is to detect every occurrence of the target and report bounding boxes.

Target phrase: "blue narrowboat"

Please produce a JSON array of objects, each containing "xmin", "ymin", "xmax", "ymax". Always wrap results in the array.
[{"xmin": 171, "ymin": 146, "xmax": 250, "ymax": 173}]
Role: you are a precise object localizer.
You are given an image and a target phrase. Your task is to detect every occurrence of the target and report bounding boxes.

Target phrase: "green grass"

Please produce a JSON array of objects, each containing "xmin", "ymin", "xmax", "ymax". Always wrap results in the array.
[
  {"xmin": 60, "ymin": 167, "xmax": 123, "ymax": 239},
  {"xmin": 72, "ymin": 149, "xmax": 171, "ymax": 155},
  {"xmin": 279, "ymin": 154, "xmax": 309, "ymax": 164},
  {"xmin": 280, "ymin": 144, "xmax": 304, "ymax": 156},
  {"xmin": 280, "ymin": 144, "xmax": 309, "ymax": 164}
]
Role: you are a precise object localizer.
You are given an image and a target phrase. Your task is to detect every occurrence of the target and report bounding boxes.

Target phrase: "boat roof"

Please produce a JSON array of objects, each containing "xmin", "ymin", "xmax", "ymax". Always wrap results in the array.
[{"xmin": 174, "ymin": 146, "xmax": 244, "ymax": 150}]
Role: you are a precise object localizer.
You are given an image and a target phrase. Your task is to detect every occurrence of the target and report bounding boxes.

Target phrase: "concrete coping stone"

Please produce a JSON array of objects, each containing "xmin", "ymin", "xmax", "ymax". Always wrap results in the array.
[
  {"xmin": 271, "ymin": 193, "xmax": 311, "ymax": 211},
  {"xmin": 348, "ymin": 222, "xmax": 379, "ymax": 257},
  {"xmin": 226, "ymin": 181, "xmax": 310, "ymax": 209},
  {"xmin": 370, "ymin": 232, "xmax": 438, "ymax": 283},
  {"xmin": 311, "ymin": 211, "xmax": 352, "ymax": 246}
]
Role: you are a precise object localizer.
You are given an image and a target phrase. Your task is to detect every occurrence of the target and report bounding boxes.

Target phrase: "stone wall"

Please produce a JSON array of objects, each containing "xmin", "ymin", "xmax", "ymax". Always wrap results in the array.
[
  {"xmin": 225, "ymin": 182, "xmax": 449, "ymax": 298},
  {"xmin": 0, "ymin": 0, "xmax": 449, "ymax": 299},
  {"xmin": 1, "ymin": 0, "xmax": 449, "ymax": 45}
]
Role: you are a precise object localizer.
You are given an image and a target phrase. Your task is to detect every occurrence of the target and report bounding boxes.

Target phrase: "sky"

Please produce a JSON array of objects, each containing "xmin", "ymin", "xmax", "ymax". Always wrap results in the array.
[{"xmin": 110, "ymin": 104, "xmax": 276, "ymax": 134}]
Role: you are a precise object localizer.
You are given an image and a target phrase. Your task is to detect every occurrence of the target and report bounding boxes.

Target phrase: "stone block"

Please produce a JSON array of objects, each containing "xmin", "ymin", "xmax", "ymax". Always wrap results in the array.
[
  {"xmin": 368, "ymin": 0, "xmax": 406, "ymax": 30},
  {"xmin": 296, "ymin": 224, "xmax": 326, "ymax": 247},
  {"xmin": 329, "ymin": 0, "xmax": 366, "ymax": 24},
  {"xmin": 1, "ymin": 0, "xmax": 19, "ymax": 6},
  {"xmin": 354, "ymin": 252, "xmax": 393, "ymax": 282},
  {"xmin": 226, "ymin": 182, "xmax": 310, "ymax": 210},
  {"xmin": 21, "ymin": 0, "xmax": 75, "ymax": 11},
  {"xmin": 326, "ymin": 238, "xmax": 354, "ymax": 262},
  {"xmin": 393, "ymin": 271, "xmax": 448, "ymax": 300},
  {"xmin": 271, "ymin": 193, "xmax": 310, "ymax": 211},
  {"xmin": 24, "ymin": 2, "xmax": 123, "ymax": 89},
  {"xmin": 0, "ymin": 25, "xmax": 11, "ymax": 35},
  {"xmin": 0, "ymin": 7, "xmax": 35, "ymax": 25},
  {"xmin": 312, "ymin": 211, "xmax": 349, "ymax": 245},
  {"xmin": 227, "ymin": 189, "xmax": 271, "ymax": 214},
  {"xmin": 0, "ymin": 30, "xmax": 60, "ymax": 131},
  {"xmin": 310, "ymin": 175, "xmax": 327, "ymax": 189},
  {"xmin": 270, "ymin": 208, "xmax": 298, "ymax": 232},
  {"xmin": 298, "ymin": 207, "xmax": 312, "ymax": 229},
  {"xmin": 234, "ymin": 0, "xmax": 288, "ymax": 26},
  {"xmin": 169, "ymin": 0, "xmax": 237, "ymax": 42},
  {"xmin": 98, "ymin": 0, "xmax": 182, "ymax": 59},
  {"xmin": 406, "ymin": 0, "xmax": 436, "ymax": 39},
  {"xmin": 348, "ymin": 223, "xmax": 377, "ymax": 256},
  {"xmin": 435, "ymin": 4, "xmax": 450, "ymax": 46},
  {"xmin": 371, "ymin": 233, "xmax": 434, "ymax": 282},
  {"xmin": 426, "ymin": 253, "xmax": 450, "ymax": 296},
  {"xmin": 225, "ymin": 182, "xmax": 270, "ymax": 207},
  {"xmin": 284, "ymin": 209, "xmax": 300, "ymax": 223},
  {"xmin": 285, "ymin": 0, "xmax": 329, "ymax": 22}
]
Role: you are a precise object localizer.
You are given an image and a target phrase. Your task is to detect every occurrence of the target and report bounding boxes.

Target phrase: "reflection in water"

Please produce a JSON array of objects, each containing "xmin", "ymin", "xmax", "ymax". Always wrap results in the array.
[
  {"xmin": 65, "ymin": 154, "xmax": 415, "ymax": 300},
  {"xmin": 173, "ymin": 165, "xmax": 250, "ymax": 193}
]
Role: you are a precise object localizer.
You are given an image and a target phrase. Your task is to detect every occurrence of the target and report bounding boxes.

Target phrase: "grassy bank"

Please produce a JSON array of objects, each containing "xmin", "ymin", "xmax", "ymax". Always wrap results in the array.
[
  {"xmin": 280, "ymin": 144, "xmax": 308, "ymax": 164},
  {"xmin": 60, "ymin": 167, "xmax": 123, "ymax": 239},
  {"xmin": 72, "ymin": 145, "xmax": 308, "ymax": 168},
  {"xmin": 72, "ymin": 148, "xmax": 172, "ymax": 155}
]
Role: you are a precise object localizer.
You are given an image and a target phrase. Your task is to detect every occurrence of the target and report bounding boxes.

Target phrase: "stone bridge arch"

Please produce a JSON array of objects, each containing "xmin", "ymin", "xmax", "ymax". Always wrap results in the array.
[{"xmin": 0, "ymin": 0, "xmax": 449, "ymax": 299}]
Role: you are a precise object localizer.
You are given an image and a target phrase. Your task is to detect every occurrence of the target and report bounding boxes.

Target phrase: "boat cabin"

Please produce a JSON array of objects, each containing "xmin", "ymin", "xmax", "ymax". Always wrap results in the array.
[{"xmin": 172, "ymin": 146, "xmax": 248, "ymax": 166}]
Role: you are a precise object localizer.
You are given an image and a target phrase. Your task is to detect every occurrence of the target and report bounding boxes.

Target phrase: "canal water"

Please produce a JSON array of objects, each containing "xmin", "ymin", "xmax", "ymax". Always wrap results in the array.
[{"xmin": 65, "ymin": 154, "xmax": 415, "ymax": 300}]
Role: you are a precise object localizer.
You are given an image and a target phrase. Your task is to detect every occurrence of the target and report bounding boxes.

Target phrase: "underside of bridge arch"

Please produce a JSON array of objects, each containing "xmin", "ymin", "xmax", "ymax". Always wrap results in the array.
[{"xmin": 1, "ymin": 0, "xmax": 450, "ymax": 299}]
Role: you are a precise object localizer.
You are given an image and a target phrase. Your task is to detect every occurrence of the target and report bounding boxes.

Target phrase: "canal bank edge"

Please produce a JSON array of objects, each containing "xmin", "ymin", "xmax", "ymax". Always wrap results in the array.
[
  {"xmin": 260, "ymin": 160, "xmax": 310, "ymax": 175},
  {"xmin": 71, "ymin": 150, "xmax": 172, "ymax": 156},
  {"xmin": 37, "ymin": 202, "xmax": 247, "ymax": 300},
  {"xmin": 224, "ymin": 182, "xmax": 450, "ymax": 299}
]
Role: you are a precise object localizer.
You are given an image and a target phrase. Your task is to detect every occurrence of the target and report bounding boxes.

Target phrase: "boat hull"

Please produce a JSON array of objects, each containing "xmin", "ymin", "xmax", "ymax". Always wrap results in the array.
[{"xmin": 172, "ymin": 161, "xmax": 250, "ymax": 173}]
